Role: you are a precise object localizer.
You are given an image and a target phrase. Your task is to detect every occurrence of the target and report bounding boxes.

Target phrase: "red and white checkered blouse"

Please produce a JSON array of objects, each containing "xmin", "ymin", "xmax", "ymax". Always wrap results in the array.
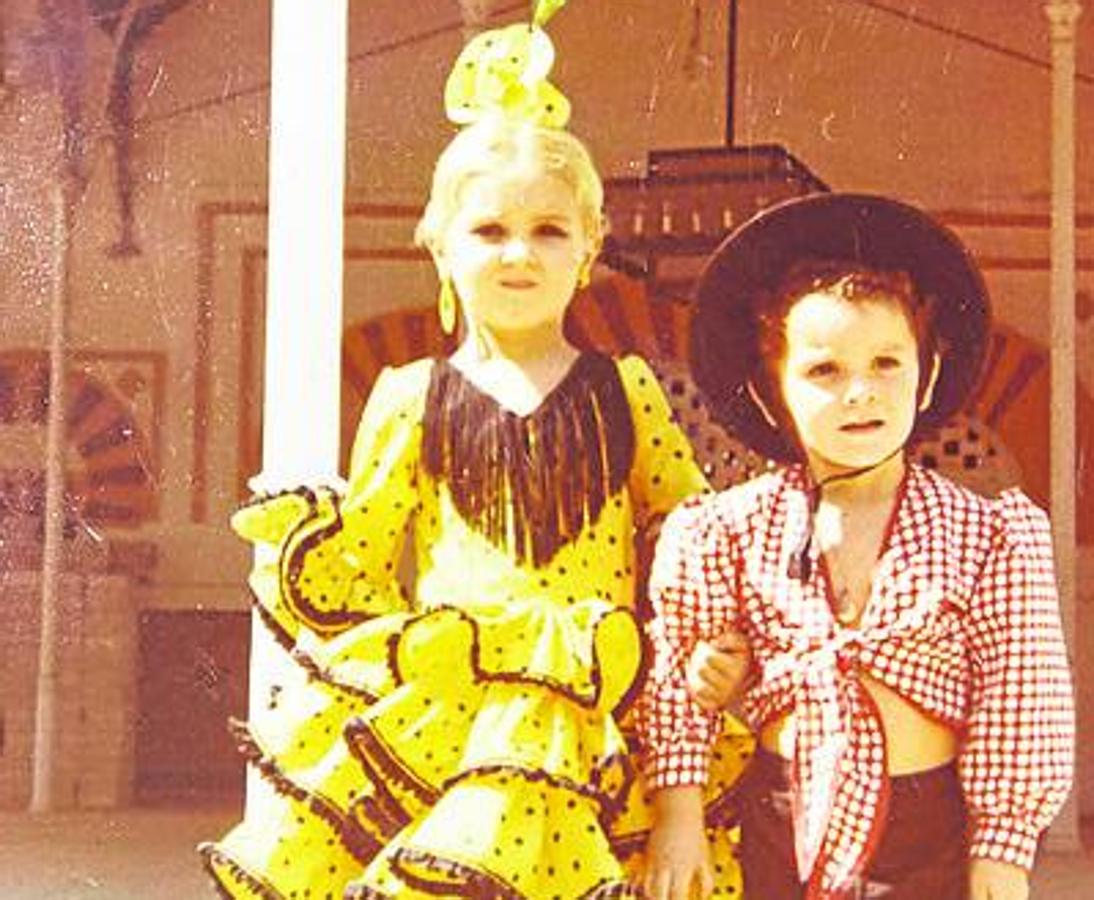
[{"xmin": 638, "ymin": 463, "xmax": 1074, "ymax": 895}]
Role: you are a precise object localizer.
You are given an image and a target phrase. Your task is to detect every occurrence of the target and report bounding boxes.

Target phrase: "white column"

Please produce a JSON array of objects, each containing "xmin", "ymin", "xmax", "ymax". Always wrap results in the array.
[
  {"xmin": 1043, "ymin": 0, "xmax": 1082, "ymax": 854},
  {"xmin": 247, "ymin": 0, "xmax": 347, "ymax": 812}
]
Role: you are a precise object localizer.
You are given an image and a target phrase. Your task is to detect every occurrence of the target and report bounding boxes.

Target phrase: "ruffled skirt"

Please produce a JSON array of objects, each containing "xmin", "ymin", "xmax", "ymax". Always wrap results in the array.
[{"xmin": 199, "ymin": 596, "xmax": 750, "ymax": 899}]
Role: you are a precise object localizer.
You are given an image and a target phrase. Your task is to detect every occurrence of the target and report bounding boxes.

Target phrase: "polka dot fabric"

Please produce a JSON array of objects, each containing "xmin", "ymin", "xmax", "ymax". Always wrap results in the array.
[
  {"xmin": 639, "ymin": 464, "xmax": 1074, "ymax": 896},
  {"xmin": 200, "ymin": 355, "xmax": 751, "ymax": 899}
]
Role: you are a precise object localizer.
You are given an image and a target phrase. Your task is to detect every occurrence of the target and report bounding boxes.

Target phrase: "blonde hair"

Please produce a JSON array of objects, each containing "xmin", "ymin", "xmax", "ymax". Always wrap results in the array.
[{"xmin": 415, "ymin": 116, "xmax": 605, "ymax": 253}]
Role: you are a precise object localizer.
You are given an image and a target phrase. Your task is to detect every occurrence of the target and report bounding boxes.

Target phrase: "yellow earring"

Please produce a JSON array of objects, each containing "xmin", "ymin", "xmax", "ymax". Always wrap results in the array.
[
  {"xmin": 577, "ymin": 259, "xmax": 592, "ymax": 289},
  {"xmin": 438, "ymin": 279, "xmax": 457, "ymax": 334}
]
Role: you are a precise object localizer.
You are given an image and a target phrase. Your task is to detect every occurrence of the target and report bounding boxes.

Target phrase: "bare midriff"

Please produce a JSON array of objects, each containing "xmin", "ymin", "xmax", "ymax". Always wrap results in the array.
[{"xmin": 759, "ymin": 673, "xmax": 959, "ymax": 774}]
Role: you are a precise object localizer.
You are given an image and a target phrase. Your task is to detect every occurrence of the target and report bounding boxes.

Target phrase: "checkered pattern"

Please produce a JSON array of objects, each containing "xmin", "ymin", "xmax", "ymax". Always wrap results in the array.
[{"xmin": 637, "ymin": 464, "xmax": 1074, "ymax": 892}]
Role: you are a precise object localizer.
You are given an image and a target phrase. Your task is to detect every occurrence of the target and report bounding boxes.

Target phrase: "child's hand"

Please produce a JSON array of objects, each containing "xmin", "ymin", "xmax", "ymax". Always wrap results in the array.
[
  {"xmin": 644, "ymin": 787, "xmax": 713, "ymax": 900},
  {"xmin": 685, "ymin": 630, "xmax": 750, "ymax": 711},
  {"xmin": 969, "ymin": 858, "xmax": 1029, "ymax": 900}
]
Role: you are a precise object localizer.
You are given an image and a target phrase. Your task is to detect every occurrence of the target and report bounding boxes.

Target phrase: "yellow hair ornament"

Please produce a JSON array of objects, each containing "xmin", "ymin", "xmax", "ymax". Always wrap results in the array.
[
  {"xmin": 532, "ymin": 0, "xmax": 568, "ymax": 28},
  {"xmin": 444, "ymin": 23, "xmax": 571, "ymax": 128}
]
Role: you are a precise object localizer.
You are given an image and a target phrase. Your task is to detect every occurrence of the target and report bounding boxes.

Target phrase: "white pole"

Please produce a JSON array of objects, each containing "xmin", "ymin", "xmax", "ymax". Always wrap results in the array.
[
  {"xmin": 1043, "ymin": 0, "xmax": 1082, "ymax": 854},
  {"xmin": 247, "ymin": 0, "xmax": 347, "ymax": 813},
  {"xmin": 30, "ymin": 181, "xmax": 71, "ymax": 813}
]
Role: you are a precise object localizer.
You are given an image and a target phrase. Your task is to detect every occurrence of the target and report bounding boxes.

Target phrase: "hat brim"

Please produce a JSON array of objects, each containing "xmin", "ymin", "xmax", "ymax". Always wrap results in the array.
[{"xmin": 690, "ymin": 192, "xmax": 991, "ymax": 463}]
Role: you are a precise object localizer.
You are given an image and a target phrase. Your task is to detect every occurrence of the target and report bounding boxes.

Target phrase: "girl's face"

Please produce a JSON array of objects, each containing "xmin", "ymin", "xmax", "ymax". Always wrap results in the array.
[
  {"xmin": 778, "ymin": 291, "xmax": 929, "ymax": 479},
  {"xmin": 436, "ymin": 164, "xmax": 593, "ymax": 338}
]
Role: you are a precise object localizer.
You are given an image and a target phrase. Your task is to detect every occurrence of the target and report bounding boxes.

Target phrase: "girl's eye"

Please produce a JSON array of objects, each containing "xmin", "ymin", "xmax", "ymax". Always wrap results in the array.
[
  {"xmin": 472, "ymin": 223, "xmax": 506, "ymax": 240},
  {"xmin": 874, "ymin": 355, "xmax": 902, "ymax": 371},
  {"xmin": 805, "ymin": 361, "xmax": 838, "ymax": 378},
  {"xmin": 535, "ymin": 223, "xmax": 569, "ymax": 238}
]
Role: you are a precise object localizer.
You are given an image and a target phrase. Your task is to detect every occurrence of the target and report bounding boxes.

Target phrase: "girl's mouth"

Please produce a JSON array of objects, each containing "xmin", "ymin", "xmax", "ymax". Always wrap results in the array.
[{"xmin": 840, "ymin": 420, "xmax": 883, "ymax": 433}]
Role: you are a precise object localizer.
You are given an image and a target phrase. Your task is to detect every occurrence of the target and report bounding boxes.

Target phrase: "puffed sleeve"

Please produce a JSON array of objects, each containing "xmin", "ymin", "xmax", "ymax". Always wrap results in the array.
[
  {"xmin": 960, "ymin": 489, "xmax": 1075, "ymax": 869},
  {"xmin": 232, "ymin": 361, "xmax": 432, "ymax": 643},
  {"xmin": 617, "ymin": 354, "xmax": 709, "ymax": 525},
  {"xmin": 636, "ymin": 494, "xmax": 739, "ymax": 789}
]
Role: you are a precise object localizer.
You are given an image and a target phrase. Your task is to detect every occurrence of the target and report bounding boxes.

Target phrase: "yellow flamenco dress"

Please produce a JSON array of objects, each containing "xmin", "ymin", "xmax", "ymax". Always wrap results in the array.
[{"xmin": 199, "ymin": 352, "xmax": 752, "ymax": 899}]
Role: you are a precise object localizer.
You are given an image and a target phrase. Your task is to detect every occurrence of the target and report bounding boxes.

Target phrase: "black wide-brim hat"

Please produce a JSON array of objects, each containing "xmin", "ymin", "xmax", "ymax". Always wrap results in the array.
[{"xmin": 690, "ymin": 192, "xmax": 991, "ymax": 463}]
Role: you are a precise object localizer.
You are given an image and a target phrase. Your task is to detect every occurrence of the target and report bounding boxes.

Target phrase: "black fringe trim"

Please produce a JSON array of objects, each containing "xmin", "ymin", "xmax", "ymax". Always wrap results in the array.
[
  {"xmin": 228, "ymin": 718, "xmax": 381, "ymax": 863},
  {"xmin": 421, "ymin": 353, "xmax": 635, "ymax": 567}
]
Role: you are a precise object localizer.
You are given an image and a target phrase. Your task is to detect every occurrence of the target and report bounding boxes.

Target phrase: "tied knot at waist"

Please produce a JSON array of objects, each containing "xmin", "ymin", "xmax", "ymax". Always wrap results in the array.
[{"xmin": 766, "ymin": 628, "xmax": 866, "ymax": 687}]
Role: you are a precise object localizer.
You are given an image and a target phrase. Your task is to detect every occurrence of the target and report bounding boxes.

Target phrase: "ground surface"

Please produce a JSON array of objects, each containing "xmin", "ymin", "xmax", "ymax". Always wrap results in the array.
[{"xmin": 0, "ymin": 807, "xmax": 1090, "ymax": 898}]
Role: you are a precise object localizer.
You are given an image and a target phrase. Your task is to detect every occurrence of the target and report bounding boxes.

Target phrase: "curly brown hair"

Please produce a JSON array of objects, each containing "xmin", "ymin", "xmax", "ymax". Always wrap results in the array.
[{"xmin": 751, "ymin": 257, "xmax": 942, "ymax": 434}]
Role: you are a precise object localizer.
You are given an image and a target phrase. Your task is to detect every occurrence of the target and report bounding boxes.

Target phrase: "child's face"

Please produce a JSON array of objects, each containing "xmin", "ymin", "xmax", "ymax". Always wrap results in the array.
[
  {"xmin": 778, "ymin": 291, "xmax": 924, "ymax": 478},
  {"xmin": 437, "ymin": 164, "xmax": 592, "ymax": 338}
]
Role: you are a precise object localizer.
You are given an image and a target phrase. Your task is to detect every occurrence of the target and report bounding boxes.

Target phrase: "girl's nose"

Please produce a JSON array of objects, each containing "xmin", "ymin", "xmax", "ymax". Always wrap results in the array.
[{"xmin": 500, "ymin": 237, "xmax": 531, "ymax": 263}]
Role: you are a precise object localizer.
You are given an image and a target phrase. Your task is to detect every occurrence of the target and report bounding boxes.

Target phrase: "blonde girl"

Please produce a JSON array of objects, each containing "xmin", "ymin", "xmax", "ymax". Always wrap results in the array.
[{"xmin": 201, "ymin": 14, "xmax": 749, "ymax": 899}]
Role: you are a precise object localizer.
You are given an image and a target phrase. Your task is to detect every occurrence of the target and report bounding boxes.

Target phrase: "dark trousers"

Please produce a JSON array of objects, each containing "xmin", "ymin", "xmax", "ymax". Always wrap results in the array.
[{"xmin": 738, "ymin": 747, "xmax": 969, "ymax": 900}]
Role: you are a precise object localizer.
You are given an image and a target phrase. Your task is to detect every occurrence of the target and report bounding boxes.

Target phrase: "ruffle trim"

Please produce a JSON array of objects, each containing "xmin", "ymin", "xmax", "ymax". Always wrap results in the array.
[
  {"xmin": 251, "ymin": 601, "xmax": 641, "ymax": 751},
  {"xmin": 229, "ymin": 718, "xmax": 381, "ymax": 863},
  {"xmin": 198, "ymin": 844, "xmax": 284, "ymax": 900},
  {"xmin": 235, "ymin": 601, "xmax": 646, "ymax": 853},
  {"xmin": 251, "ymin": 585, "xmax": 295, "ymax": 654},
  {"xmin": 386, "ymin": 603, "xmax": 641, "ymax": 716},
  {"xmin": 345, "ymin": 714, "xmax": 440, "ymax": 808},
  {"xmin": 281, "ymin": 486, "xmax": 392, "ymax": 635},
  {"xmin": 390, "ymin": 847, "xmax": 528, "ymax": 899},
  {"xmin": 387, "ymin": 848, "xmax": 643, "ymax": 900},
  {"xmin": 292, "ymin": 645, "xmax": 382, "ymax": 703},
  {"xmin": 251, "ymin": 591, "xmax": 386, "ymax": 710},
  {"xmin": 455, "ymin": 760, "xmax": 635, "ymax": 831},
  {"xmin": 343, "ymin": 723, "xmax": 417, "ymax": 843},
  {"xmin": 231, "ymin": 486, "xmax": 317, "ymax": 544},
  {"xmin": 345, "ymin": 713, "xmax": 636, "ymax": 827},
  {"xmin": 224, "ymin": 717, "xmax": 644, "ymax": 899},
  {"xmin": 235, "ymin": 484, "xmax": 388, "ymax": 639}
]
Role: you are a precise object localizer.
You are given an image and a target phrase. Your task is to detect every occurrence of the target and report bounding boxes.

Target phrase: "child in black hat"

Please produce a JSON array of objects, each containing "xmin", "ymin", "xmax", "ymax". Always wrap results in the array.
[{"xmin": 637, "ymin": 193, "xmax": 1074, "ymax": 900}]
